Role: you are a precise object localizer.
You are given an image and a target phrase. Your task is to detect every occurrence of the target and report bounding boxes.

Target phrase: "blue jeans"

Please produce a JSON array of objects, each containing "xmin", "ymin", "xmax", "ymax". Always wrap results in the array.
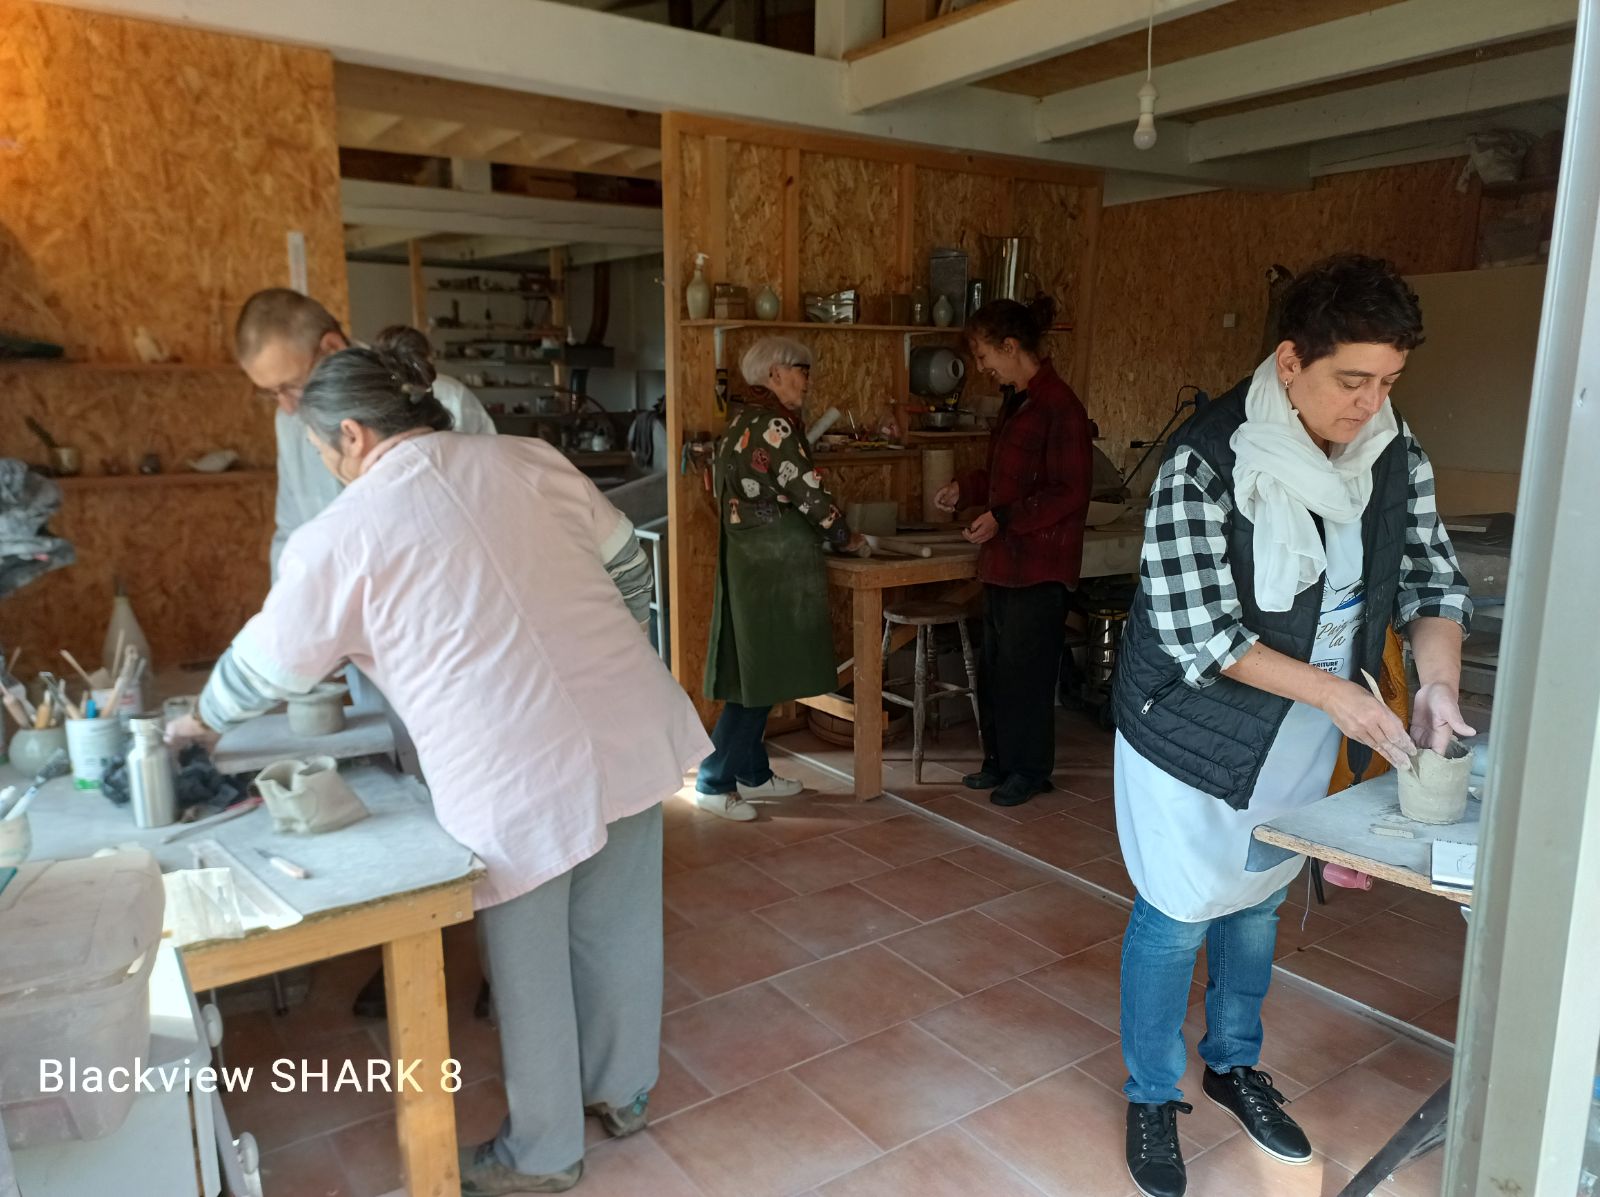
[
  {"xmin": 695, "ymin": 702, "xmax": 774, "ymax": 794},
  {"xmin": 1119, "ymin": 885, "xmax": 1288, "ymax": 1104}
]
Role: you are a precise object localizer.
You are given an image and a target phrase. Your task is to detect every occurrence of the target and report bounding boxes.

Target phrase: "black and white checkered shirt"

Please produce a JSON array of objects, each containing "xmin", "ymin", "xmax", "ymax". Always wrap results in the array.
[{"xmin": 1139, "ymin": 420, "xmax": 1473, "ymax": 687}]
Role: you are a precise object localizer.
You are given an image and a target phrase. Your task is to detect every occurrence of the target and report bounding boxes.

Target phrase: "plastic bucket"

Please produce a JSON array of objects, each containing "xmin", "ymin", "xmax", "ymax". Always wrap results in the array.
[{"xmin": 65, "ymin": 718, "xmax": 128, "ymax": 789}]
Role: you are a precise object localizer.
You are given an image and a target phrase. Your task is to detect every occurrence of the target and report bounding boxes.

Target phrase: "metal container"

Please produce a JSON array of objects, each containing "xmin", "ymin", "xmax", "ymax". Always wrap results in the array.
[
  {"xmin": 928, "ymin": 248, "xmax": 967, "ymax": 327},
  {"xmin": 909, "ymin": 347, "xmax": 966, "ymax": 398},
  {"xmin": 982, "ymin": 235, "xmax": 1040, "ymax": 302},
  {"xmin": 126, "ymin": 717, "xmax": 177, "ymax": 829},
  {"xmin": 803, "ymin": 289, "xmax": 859, "ymax": 324}
]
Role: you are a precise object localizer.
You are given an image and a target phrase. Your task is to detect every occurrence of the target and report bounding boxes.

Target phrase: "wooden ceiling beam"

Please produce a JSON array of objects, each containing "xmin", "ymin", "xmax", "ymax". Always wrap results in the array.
[
  {"xmin": 340, "ymin": 179, "xmax": 663, "ymax": 247},
  {"xmin": 1035, "ymin": 0, "xmax": 1577, "ymax": 141},
  {"xmin": 844, "ymin": 0, "xmax": 1231, "ymax": 112},
  {"xmin": 344, "ymin": 225, "xmax": 433, "ymax": 252},
  {"xmin": 335, "ymin": 63, "xmax": 660, "ymax": 150},
  {"xmin": 1187, "ymin": 44, "xmax": 1574, "ymax": 161}
]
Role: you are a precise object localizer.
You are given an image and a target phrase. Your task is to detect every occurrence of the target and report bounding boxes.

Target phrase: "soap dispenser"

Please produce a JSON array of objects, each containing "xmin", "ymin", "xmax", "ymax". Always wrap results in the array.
[{"xmin": 685, "ymin": 253, "xmax": 711, "ymax": 320}]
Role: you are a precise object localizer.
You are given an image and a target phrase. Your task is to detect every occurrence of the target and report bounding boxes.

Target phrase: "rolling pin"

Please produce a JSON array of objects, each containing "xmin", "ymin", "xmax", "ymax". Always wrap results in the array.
[{"xmin": 864, "ymin": 534, "xmax": 934, "ymax": 558}]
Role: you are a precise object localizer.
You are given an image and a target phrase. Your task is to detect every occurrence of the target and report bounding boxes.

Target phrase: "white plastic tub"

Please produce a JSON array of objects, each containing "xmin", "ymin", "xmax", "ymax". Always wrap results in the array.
[{"xmin": 0, "ymin": 848, "xmax": 164, "ymax": 1148}]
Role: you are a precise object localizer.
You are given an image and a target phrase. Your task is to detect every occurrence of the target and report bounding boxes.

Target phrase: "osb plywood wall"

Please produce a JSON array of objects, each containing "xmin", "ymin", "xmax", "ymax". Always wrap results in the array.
[
  {"xmin": 1086, "ymin": 159, "xmax": 1483, "ymax": 476},
  {"xmin": 664, "ymin": 114, "xmax": 1101, "ymax": 714},
  {"xmin": 0, "ymin": 0, "xmax": 346, "ymax": 666}
]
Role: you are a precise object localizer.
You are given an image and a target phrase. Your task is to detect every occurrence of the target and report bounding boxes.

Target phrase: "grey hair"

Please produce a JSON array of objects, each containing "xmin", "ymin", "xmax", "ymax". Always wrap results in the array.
[
  {"xmin": 299, "ymin": 346, "xmax": 454, "ymax": 446},
  {"xmin": 739, "ymin": 336, "xmax": 812, "ymax": 388}
]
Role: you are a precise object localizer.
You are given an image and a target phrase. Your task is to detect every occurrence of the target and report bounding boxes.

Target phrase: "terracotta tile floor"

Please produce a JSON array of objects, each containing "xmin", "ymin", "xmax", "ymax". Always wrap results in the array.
[{"xmin": 223, "ymin": 710, "xmax": 1460, "ymax": 1196}]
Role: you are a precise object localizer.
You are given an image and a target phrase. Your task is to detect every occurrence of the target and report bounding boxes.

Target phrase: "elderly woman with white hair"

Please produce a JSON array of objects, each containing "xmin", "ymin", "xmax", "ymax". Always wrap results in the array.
[{"xmin": 695, "ymin": 336, "xmax": 864, "ymax": 820}]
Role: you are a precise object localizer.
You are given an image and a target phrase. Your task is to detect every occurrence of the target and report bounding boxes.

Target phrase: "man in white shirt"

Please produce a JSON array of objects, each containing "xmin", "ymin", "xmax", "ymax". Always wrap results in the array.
[
  {"xmin": 233, "ymin": 288, "xmax": 497, "ymax": 1018},
  {"xmin": 233, "ymin": 289, "xmax": 496, "ymax": 576}
]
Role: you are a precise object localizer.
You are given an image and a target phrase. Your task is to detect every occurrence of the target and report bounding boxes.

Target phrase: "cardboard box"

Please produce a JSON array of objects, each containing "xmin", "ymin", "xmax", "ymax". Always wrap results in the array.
[{"xmin": 885, "ymin": 0, "xmax": 938, "ymax": 37}]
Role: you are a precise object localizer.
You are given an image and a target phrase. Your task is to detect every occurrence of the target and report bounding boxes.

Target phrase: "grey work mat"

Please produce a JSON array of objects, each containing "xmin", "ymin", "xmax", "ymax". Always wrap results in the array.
[
  {"xmin": 1254, "ymin": 771, "xmax": 1482, "ymax": 883},
  {"xmin": 213, "ymin": 710, "xmax": 397, "ymax": 774},
  {"xmin": 22, "ymin": 764, "xmax": 477, "ymax": 918}
]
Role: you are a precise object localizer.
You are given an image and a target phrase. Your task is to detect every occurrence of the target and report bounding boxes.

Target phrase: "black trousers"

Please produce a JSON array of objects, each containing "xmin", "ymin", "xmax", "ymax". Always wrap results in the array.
[{"xmin": 978, "ymin": 581, "xmax": 1069, "ymax": 784}]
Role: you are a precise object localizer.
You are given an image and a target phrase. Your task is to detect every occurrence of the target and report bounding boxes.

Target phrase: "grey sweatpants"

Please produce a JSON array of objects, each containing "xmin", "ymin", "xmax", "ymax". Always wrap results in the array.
[{"xmin": 478, "ymin": 804, "xmax": 664, "ymax": 1174}]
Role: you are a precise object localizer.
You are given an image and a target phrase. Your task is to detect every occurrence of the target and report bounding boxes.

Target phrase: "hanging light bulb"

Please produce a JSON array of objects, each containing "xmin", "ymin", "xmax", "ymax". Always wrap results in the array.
[
  {"xmin": 1133, "ymin": 0, "xmax": 1158, "ymax": 150},
  {"xmin": 1134, "ymin": 80, "xmax": 1158, "ymax": 150}
]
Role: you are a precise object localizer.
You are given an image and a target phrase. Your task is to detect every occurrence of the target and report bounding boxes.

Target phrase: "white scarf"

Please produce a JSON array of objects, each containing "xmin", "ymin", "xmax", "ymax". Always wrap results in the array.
[{"xmin": 1229, "ymin": 355, "xmax": 1398, "ymax": 613}]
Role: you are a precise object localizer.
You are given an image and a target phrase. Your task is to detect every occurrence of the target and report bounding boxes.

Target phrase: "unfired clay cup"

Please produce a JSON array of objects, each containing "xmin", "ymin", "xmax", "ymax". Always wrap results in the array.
[{"xmin": 1398, "ymin": 741, "xmax": 1472, "ymax": 825}]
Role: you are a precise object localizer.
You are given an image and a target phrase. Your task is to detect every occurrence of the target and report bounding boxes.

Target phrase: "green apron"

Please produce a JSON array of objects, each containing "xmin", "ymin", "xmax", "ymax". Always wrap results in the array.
[{"xmin": 702, "ymin": 402, "xmax": 841, "ymax": 706}]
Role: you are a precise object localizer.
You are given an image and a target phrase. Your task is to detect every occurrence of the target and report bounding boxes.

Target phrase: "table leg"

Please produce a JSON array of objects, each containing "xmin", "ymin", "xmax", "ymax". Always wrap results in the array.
[
  {"xmin": 851, "ymin": 587, "xmax": 884, "ymax": 801},
  {"xmin": 1336, "ymin": 1080, "xmax": 1451, "ymax": 1197},
  {"xmin": 384, "ymin": 928, "xmax": 460, "ymax": 1197}
]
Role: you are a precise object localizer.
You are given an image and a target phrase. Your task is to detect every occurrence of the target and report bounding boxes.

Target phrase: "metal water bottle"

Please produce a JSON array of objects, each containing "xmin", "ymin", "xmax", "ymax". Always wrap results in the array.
[{"xmin": 127, "ymin": 716, "xmax": 177, "ymax": 828}]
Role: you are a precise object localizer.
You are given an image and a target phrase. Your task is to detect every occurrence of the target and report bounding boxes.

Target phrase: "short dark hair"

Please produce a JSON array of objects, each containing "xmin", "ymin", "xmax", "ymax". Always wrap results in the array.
[
  {"xmin": 235, "ymin": 289, "xmax": 343, "ymax": 362},
  {"xmin": 966, "ymin": 298, "xmax": 1044, "ymax": 356},
  {"xmin": 1277, "ymin": 253, "xmax": 1424, "ymax": 368},
  {"xmin": 373, "ymin": 325, "xmax": 437, "ymax": 379}
]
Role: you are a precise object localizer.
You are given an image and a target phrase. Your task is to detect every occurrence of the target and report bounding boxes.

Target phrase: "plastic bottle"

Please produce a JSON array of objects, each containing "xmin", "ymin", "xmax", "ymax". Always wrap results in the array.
[
  {"xmin": 102, "ymin": 578, "xmax": 152, "ymax": 674},
  {"xmin": 126, "ymin": 716, "xmax": 177, "ymax": 829},
  {"xmin": 685, "ymin": 252, "xmax": 711, "ymax": 320}
]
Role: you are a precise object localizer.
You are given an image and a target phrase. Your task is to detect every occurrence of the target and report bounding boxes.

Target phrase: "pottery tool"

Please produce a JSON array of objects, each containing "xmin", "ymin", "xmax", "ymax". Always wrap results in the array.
[
  {"xmin": 254, "ymin": 846, "xmax": 311, "ymax": 880},
  {"xmin": 6, "ymin": 646, "xmax": 19, "ymax": 673},
  {"xmin": 33, "ymin": 694, "xmax": 53, "ymax": 730},
  {"xmin": 1, "ymin": 750, "xmax": 71, "ymax": 821},
  {"xmin": 160, "ymin": 796, "xmax": 263, "ymax": 844},
  {"xmin": 60, "ymin": 649, "xmax": 97, "ymax": 692},
  {"xmin": 864, "ymin": 534, "xmax": 935, "ymax": 558},
  {"xmin": 23, "ymin": 416, "xmax": 59, "ymax": 452},
  {"xmin": 2, "ymin": 690, "xmax": 30, "ymax": 728},
  {"xmin": 106, "ymin": 648, "xmax": 137, "ymax": 718},
  {"xmin": 1360, "ymin": 667, "xmax": 1417, "ymax": 775}
]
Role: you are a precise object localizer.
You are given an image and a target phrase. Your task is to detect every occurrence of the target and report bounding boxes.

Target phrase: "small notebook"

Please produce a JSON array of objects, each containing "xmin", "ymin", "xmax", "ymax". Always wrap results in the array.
[{"xmin": 1431, "ymin": 840, "xmax": 1478, "ymax": 892}]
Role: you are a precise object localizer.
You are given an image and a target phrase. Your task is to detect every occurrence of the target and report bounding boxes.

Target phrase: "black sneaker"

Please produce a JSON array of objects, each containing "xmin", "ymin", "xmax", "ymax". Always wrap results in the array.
[
  {"xmin": 990, "ymin": 775, "xmax": 1054, "ymax": 807},
  {"xmin": 1126, "ymin": 1100, "xmax": 1191, "ymax": 1197},
  {"xmin": 1202, "ymin": 1066, "xmax": 1312, "ymax": 1164},
  {"xmin": 963, "ymin": 768, "xmax": 1005, "ymax": 790}
]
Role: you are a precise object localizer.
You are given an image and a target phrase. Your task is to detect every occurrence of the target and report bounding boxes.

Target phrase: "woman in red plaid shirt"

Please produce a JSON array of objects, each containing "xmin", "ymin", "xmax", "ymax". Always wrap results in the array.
[{"xmin": 935, "ymin": 300, "xmax": 1094, "ymax": 808}]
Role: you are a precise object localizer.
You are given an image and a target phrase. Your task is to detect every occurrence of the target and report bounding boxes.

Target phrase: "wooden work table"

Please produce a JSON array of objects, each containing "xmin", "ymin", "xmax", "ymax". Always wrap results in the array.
[
  {"xmin": 15, "ymin": 760, "xmax": 483, "ymax": 1197},
  {"xmin": 810, "ymin": 522, "xmax": 1145, "ymax": 800},
  {"xmin": 1253, "ymin": 769, "xmax": 1481, "ymax": 1196}
]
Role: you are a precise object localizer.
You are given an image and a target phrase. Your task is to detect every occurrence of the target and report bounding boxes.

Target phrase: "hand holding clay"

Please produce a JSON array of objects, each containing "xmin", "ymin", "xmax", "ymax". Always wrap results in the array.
[
  {"xmin": 934, "ymin": 481, "xmax": 961, "ymax": 513},
  {"xmin": 165, "ymin": 712, "xmax": 219, "ymax": 750},
  {"xmin": 1409, "ymin": 682, "xmax": 1476, "ymax": 755},
  {"xmin": 1322, "ymin": 678, "xmax": 1417, "ymax": 772}
]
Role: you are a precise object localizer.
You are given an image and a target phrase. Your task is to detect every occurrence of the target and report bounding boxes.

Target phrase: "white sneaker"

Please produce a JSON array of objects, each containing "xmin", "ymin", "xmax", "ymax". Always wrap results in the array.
[
  {"xmin": 736, "ymin": 774, "xmax": 805, "ymax": 801},
  {"xmin": 693, "ymin": 792, "xmax": 759, "ymax": 821}
]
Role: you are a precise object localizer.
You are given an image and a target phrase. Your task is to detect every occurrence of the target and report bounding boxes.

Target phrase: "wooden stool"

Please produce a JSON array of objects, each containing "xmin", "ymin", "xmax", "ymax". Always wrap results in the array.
[{"xmin": 881, "ymin": 600, "xmax": 982, "ymax": 783}]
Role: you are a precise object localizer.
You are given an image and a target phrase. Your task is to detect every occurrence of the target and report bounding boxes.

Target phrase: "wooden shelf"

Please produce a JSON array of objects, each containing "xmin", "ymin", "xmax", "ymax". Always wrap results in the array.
[
  {"xmin": 1482, "ymin": 174, "xmax": 1559, "ymax": 197},
  {"xmin": 56, "ymin": 469, "xmax": 274, "ymax": 492},
  {"xmin": 906, "ymin": 428, "xmax": 990, "ymax": 441},
  {"xmin": 0, "ymin": 360, "xmax": 238, "ymax": 373},
  {"xmin": 683, "ymin": 320, "xmax": 959, "ymax": 334},
  {"xmin": 681, "ymin": 320, "xmax": 1073, "ymax": 335},
  {"xmin": 433, "ymin": 325, "xmax": 565, "ymax": 337},
  {"xmin": 814, "ymin": 447, "xmax": 917, "ymax": 464},
  {"xmin": 430, "ymin": 287, "xmax": 558, "ymax": 297}
]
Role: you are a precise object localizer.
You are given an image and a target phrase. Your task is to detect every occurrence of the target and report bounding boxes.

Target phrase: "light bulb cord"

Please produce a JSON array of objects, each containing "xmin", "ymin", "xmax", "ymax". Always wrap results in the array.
[{"xmin": 1146, "ymin": 0, "xmax": 1154, "ymax": 82}]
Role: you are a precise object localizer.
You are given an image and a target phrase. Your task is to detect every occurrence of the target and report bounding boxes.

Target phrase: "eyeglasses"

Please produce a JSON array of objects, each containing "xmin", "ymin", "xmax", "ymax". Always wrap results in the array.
[
  {"xmin": 785, "ymin": 363, "xmax": 812, "ymax": 377},
  {"xmin": 254, "ymin": 379, "xmax": 306, "ymax": 404}
]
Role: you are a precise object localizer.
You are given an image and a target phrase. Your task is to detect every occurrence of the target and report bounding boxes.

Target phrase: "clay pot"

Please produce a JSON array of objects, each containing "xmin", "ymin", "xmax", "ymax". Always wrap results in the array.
[
  {"xmin": 1398, "ymin": 742, "xmax": 1472, "ymax": 825},
  {"xmin": 287, "ymin": 683, "xmax": 348, "ymax": 737}
]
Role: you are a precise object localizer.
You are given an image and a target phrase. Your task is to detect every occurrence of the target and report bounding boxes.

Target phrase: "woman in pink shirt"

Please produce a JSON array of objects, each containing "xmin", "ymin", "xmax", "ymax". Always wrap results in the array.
[{"xmin": 180, "ymin": 345, "xmax": 710, "ymax": 1195}]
